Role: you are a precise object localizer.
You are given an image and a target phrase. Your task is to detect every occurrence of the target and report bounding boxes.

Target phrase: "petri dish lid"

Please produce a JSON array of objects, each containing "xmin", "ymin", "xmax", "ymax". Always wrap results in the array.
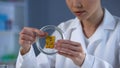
[{"xmin": 36, "ymin": 25, "xmax": 65, "ymax": 55}]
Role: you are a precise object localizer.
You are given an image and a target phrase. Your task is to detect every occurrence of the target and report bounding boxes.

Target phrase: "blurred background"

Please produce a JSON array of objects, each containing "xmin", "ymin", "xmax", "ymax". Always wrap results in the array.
[{"xmin": 0, "ymin": 0, "xmax": 120, "ymax": 68}]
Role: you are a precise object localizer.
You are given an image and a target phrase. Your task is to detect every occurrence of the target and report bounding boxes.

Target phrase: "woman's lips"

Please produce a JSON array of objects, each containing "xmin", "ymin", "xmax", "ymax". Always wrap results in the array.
[{"xmin": 74, "ymin": 11, "xmax": 85, "ymax": 16}]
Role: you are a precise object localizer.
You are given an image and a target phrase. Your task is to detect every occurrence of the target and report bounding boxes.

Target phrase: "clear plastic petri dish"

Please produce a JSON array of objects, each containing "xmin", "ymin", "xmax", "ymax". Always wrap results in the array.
[{"xmin": 36, "ymin": 25, "xmax": 65, "ymax": 55}]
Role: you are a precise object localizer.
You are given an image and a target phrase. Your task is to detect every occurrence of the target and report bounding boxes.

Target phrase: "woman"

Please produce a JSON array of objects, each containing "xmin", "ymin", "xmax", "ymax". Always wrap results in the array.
[{"xmin": 16, "ymin": 0, "xmax": 120, "ymax": 68}]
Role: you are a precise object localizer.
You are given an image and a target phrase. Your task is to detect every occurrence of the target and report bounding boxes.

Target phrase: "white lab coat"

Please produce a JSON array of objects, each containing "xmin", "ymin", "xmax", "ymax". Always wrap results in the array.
[{"xmin": 16, "ymin": 9, "xmax": 120, "ymax": 68}]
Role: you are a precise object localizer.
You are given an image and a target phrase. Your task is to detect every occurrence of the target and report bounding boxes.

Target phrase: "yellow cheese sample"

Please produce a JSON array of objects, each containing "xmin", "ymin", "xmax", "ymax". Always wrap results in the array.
[{"xmin": 45, "ymin": 36, "xmax": 55, "ymax": 48}]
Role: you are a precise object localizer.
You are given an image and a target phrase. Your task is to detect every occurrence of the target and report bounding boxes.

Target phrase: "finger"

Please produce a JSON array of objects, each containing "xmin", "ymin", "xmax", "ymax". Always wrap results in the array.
[
  {"xmin": 58, "ymin": 40, "xmax": 81, "ymax": 47},
  {"xmin": 20, "ymin": 27, "xmax": 35, "ymax": 37},
  {"xmin": 58, "ymin": 48, "xmax": 79, "ymax": 57},
  {"xmin": 19, "ymin": 39, "xmax": 31, "ymax": 47},
  {"xmin": 58, "ymin": 50, "xmax": 75, "ymax": 59},
  {"xmin": 20, "ymin": 27, "xmax": 47, "ymax": 38},
  {"xmin": 59, "ymin": 43, "xmax": 82, "ymax": 52},
  {"xmin": 20, "ymin": 34, "xmax": 35, "ymax": 42},
  {"xmin": 30, "ymin": 28, "xmax": 48, "ymax": 37},
  {"xmin": 58, "ymin": 49, "xmax": 83, "ymax": 62},
  {"xmin": 56, "ymin": 40, "xmax": 82, "ymax": 52}
]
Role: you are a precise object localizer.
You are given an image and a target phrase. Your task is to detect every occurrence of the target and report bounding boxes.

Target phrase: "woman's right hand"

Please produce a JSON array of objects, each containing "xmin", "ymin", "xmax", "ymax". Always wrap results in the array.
[{"xmin": 19, "ymin": 27, "xmax": 47, "ymax": 55}]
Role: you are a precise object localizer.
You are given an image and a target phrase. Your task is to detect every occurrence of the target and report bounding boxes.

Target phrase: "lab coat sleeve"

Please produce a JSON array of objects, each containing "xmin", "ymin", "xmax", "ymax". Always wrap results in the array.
[
  {"xmin": 16, "ymin": 46, "xmax": 56, "ymax": 68},
  {"xmin": 81, "ymin": 54, "xmax": 113, "ymax": 68},
  {"xmin": 16, "ymin": 46, "xmax": 40, "ymax": 68}
]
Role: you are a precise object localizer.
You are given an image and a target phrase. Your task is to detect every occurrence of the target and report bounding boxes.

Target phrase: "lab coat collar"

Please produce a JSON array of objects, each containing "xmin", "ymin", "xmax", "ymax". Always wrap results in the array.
[
  {"xmin": 64, "ymin": 9, "xmax": 116, "ymax": 52},
  {"xmin": 55, "ymin": 9, "xmax": 116, "ymax": 68},
  {"xmin": 69, "ymin": 9, "xmax": 116, "ymax": 30},
  {"xmin": 101, "ymin": 9, "xmax": 116, "ymax": 30},
  {"xmin": 62, "ymin": 18, "xmax": 86, "ymax": 68},
  {"xmin": 65, "ymin": 18, "xmax": 88, "ymax": 53}
]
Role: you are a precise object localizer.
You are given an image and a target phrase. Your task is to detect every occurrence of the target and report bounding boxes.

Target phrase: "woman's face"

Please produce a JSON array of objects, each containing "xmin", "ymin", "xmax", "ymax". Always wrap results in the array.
[{"xmin": 66, "ymin": 0, "xmax": 102, "ymax": 20}]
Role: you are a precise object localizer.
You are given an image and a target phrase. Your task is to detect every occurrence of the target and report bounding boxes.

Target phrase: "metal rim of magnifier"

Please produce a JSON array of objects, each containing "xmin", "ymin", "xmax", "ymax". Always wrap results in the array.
[{"xmin": 36, "ymin": 25, "xmax": 65, "ymax": 55}]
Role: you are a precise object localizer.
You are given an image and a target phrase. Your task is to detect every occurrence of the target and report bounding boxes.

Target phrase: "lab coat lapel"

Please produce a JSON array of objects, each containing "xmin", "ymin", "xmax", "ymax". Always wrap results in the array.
[
  {"xmin": 56, "ymin": 18, "xmax": 87, "ymax": 68},
  {"xmin": 70, "ymin": 18, "xmax": 87, "ymax": 53},
  {"xmin": 86, "ymin": 9, "xmax": 116, "ymax": 54},
  {"xmin": 63, "ymin": 18, "xmax": 88, "ymax": 68},
  {"xmin": 56, "ymin": 9, "xmax": 117, "ymax": 68},
  {"xmin": 86, "ymin": 25, "xmax": 104, "ymax": 54}
]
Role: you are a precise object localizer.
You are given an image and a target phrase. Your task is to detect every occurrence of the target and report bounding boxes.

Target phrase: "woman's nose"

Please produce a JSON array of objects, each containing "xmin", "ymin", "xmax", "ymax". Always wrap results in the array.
[{"xmin": 73, "ymin": 0, "xmax": 82, "ymax": 8}]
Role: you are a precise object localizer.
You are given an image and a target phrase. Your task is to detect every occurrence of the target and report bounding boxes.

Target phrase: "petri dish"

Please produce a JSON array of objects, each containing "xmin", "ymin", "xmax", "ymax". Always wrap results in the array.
[{"xmin": 36, "ymin": 25, "xmax": 65, "ymax": 55}]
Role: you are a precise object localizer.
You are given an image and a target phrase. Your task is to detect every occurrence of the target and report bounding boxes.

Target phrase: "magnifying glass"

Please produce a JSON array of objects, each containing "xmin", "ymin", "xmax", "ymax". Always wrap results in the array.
[{"xmin": 36, "ymin": 25, "xmax": 65, "ymax": 55}]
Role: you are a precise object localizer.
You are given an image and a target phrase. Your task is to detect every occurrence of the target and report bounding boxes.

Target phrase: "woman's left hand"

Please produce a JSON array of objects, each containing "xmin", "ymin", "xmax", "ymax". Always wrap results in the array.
[{"xmin": 55, "ymin": 40, "xmax": 86, "ymax": 66}]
